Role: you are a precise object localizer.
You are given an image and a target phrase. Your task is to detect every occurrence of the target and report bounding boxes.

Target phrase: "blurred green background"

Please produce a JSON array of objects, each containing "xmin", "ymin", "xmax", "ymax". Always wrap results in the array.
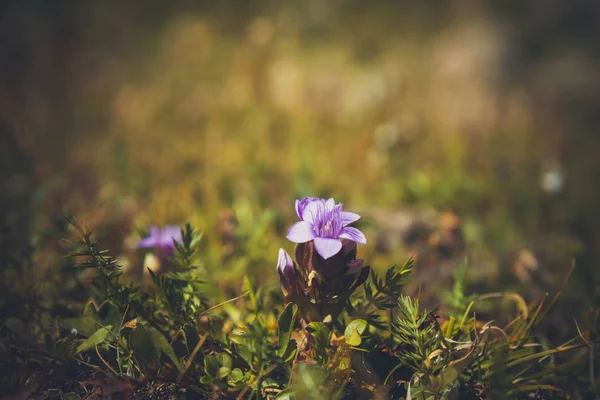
[{"xmin": 1, "ymin": 1, "xmax": 599, "ymax": 308}]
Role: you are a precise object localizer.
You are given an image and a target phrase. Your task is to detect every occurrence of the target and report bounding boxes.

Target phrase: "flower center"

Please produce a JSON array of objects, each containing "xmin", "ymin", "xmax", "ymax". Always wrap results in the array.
[{"xmin": 324, "ymin": 221, "xmax": 332, "ymax": 233}]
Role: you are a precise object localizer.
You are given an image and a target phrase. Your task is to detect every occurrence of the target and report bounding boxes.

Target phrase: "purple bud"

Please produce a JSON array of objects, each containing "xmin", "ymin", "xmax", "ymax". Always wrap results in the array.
[{"xmin": 277, "ymin": 248, "xmax": 294, "ymax": 276}]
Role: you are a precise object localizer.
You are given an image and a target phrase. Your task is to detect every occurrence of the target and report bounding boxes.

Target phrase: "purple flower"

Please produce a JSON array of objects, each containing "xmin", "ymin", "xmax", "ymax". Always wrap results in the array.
[
  {"xmin": 138, "ymin": 225, "xmax": 183, "ymax": 256},
  {"xmin": 286, "ymin": 197, "xmax": 366, "ymax": 260}
]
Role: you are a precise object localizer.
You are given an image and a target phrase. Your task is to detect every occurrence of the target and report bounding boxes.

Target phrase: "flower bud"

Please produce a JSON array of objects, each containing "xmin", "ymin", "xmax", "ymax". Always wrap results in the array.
[{"xmin": 277, "ymin": 248, "xmax": 298, "ymax": 297}]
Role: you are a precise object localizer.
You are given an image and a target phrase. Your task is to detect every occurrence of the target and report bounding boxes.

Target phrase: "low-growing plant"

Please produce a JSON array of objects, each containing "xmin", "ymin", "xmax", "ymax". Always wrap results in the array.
[{"xmin": 0, "ymin": 198, "xmax": 598, "ymax": 399}]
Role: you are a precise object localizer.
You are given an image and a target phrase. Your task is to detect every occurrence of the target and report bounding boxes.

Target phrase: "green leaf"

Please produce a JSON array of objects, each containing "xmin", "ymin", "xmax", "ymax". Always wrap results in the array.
[
  {"xmin": 280, "ymin": 339, "xmax": 298, "ymax": 363},
  {"xmin": 229, "ymin": 328, "xmax": 248, "ymax": 345},
  {"xmin": 83, "ymin": 301, "xmax": 121, "ymax": 335},
  {"xmin": 297, "ymin": 363, "xmax": 327, "ymax": 397},
  {"xmin": 147, "ymin": 327, "xmax": 184, "ymax": 372},
  {"xmin": 438, "ymin": 366, "xmax": 459, "ymax": 387},
  {"xmin": 62, "ymin": 317, "xmax": 97, "ymax": 338},
  {"xmin": 242, "ymin": 275, "xmax": 257, "ymax": 309},
  {"xmin": 182, "ymin": 325, "xmax": 200, "ymax": 355},
  {"xmin": 344, "ymin": 319, "xmax": 368, "ymax": 346},
  {"xmin": 64, "ymin": 301, "xmax": 123, "ymax": 339},
  {"xmin": 75, "ymin": 325, "xmax": 112, "ymax": 354},
  {"xmin": 217, "ymin": 352, "xmax": 232, "ymax": 369},
  {"xmin": 218, "ymin": 366, "xmax": 232, "ymax": 379},
  {"xmin": 277, "ymin": 303, "xmax": 298, "ymax": 358},
  {"xmin": 346, "ymin": 329, "xmax": 362, "ymax": 346},
  {"xmin": 236, "ymin": 344, "xmax": 254, "ymax": 367},
  {"xmin": 129, "ymin": 324, "xmax": 159, "ymax": 365},
  {"xmin": 53, "ymin": 339, "xmax": 72, "ymax": 358},
  {"xmin": 261, "ymin": 378, "xmax": 280, "ymax": 388},
  {"xmin": 306, "ymin": 322, "xmax": 331, "ymax": 364},
  {"xmin": 229, "ymin": 368, "xmax": 244, "ymax": 383},
  {"xmin": 204, "ymin": 355, "xmax": 219, "ymax": 377},
  {"xmin": 200, "ymin": 375, "xmax": 214, "ymax": 385},
  {"xmin": 335, "ymin": 355, "xmax": 352, "ymax": 372}
]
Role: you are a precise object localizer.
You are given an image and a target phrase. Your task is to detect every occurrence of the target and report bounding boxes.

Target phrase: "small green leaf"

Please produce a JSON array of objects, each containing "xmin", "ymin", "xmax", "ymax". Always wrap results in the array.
[
  {"xmin": 277, "ymin": 303, "xmax": 298, "ymax": 358},
  {"xmin": 280, "ymin": 339, "xmax": 298, "ymax": 363},
  {"xmin": 229, "ymin": 368, "xmax": 244, "ymax": 383},
  {"xmin": 82, "ymin": 301, "xmax": 121, "ymax": 335},
  {"xmin": 218, "ymin": 366, "xmax": 231, "ymax": 379},
  {"xmin": 229, "ymin": 328, "xmax": 248, "ymax": 345},
  {"xmin": 129, "ymin": 324, "xmax": 159, "ymax": 365},
  {"xmin": 306, "ymin": 322, "xmax": 331, "ymax": 364},
  {"xmin": 236, "ymin": 344, "xmax": 254, "ymax": 367},
  {"xmin": 200, "ymin": 375, "xmax": 214, "ymax": 385},
  {"xmin": 204, "ymin": 355, "xmax": 219, "ymax": 377},
  {"xmin": 345, "ymin": 319, "xmax": 368, "ymax": 336},
  {"xmin": 438, "ymin": 366, "xmax": 459, "ymax": 387},
  {"xmin": 345, "ymin": 319, "xmax": 368, "ymax": 346},
  {"xmin": 346, "ymin": 329, "xmax": 362, "ymax": 346},
  {"xmin": 75, "ymin": 325, "xmax": 112, "ymax": 354},
  {"xmin": 182, "ymin": 325, "xmax": 200, "ymax": 355},
  {"xmin": 147, "ymin": 326, "xmax": 184, "ymax": 372},
  {"xmin": 297, "ymin": 363, "xmax": 327, "ymax": 397},
  {"xmin": 217, "ymin": 352, "xmax": 232, "ymax": 369},
  {"xmin": 53, "ymin": 339, "xmax": 72, "ymax": 358},
  {"xmin": 261, "ymin": 378, "xmax": 279, "ymax": 388},
  {"xmin": 336, "ymin": 356, "xmax": 352, "ymax": 372},
  {"xmin": 242, "ymin": 276, "xmax": 257, "ymax": 308}
]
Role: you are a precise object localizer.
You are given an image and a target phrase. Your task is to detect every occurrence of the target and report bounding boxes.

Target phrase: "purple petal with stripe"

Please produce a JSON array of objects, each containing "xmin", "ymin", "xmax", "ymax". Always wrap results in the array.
[
  {"xmin": 339, "ymin": 226, "xmax": 367, "ymax": 244},
  {"xmin": 341, "ymin": 211, "xmax": 360, "ymax": 226},
  {"xmin": 301, "ymin": 200, "xmax": 320, "ymax": 224}
]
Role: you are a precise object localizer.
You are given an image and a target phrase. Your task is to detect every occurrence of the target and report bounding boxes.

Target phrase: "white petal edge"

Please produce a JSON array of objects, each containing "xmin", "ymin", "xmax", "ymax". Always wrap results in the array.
[{"xmin": 313, "ymin": 237, "xmax": 343, "ymax": 260}]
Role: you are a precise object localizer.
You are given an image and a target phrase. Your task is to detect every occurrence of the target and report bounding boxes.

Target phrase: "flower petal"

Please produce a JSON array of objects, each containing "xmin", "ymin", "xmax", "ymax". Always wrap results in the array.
[
  {"xmin": 301, "ymin": 200, "xmax": 320, "ymax": 224},
  {"xmin": 325, "ymin": 198, "xmax": 336, "ymax": 211},
  {"xmin": 313, "ymin": 237, "xmax": 343, "ymax": 260},
  {"xmin": 286, "ymin": 221, "xmax": 316, "ymax": 243},
  {"xmin": 277, "ymin": 248, "xmax": 294, "ymax": 274},
  {"xmin": 339, "ymin": 227, "xmax": 367, "ymax": 244},
  {"xmin": 160, "ymin": 226, "xmax": 182, "ymax": 247},
  {"xmin": 138, "ymin": 226, "xmax": 160, "ymax": 248},
  {"xmin": 138, "ymin": 237, "xmax": 157, "ymax": 248},
  {"xmin": 295, "ymin": 199, "xmax": 302, "ymax": 219},
  {"xmin": 341, "ymin": 211, "xmax": 360, "ymax": 226}
]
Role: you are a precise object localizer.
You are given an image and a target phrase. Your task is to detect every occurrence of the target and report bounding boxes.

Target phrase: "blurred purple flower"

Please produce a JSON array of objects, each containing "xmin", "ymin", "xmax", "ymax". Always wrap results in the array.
[
  {"xmin": 138, "ymin": 225, "xmax": 183, "ymax": 256},
  {"xmin": 286, "ymin": 197, "xmax": 366, "ymax": 260}
]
